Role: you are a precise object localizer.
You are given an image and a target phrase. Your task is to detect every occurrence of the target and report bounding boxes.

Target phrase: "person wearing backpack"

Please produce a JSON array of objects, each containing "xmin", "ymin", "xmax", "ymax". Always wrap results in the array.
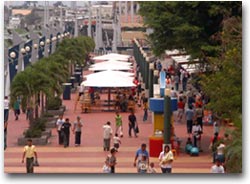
[{"xmin": 105, "ymin": 148, "xmax": 117, "ymax": 173}]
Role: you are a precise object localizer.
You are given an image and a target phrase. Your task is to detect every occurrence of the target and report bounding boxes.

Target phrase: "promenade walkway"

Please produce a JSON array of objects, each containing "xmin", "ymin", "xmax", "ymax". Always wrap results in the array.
[{"xmin": 4, "ymin": 66, "xmax": 218, "ymax": 174}]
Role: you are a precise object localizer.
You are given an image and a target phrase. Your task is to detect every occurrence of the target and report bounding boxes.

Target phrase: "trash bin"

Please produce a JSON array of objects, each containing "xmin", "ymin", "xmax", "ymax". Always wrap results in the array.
[
  {"xmin": 74, "ymin": 72, "xmax": 82, "ymax": 84},
  {"xmin": 62, "ymin": 83, "xmax": 71, "ymax": 100},
  {"xmin": 69, "ymin": 76, "xmax": 75, "ymax": 88},
  {"xmin": 75, "ymin": 67, "xmax": 82, "ymax": 73}
]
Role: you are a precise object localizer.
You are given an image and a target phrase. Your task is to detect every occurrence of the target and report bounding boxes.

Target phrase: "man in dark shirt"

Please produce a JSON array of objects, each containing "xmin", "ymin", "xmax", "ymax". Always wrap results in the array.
[
  {"xmin": 128, "ymin": 110, "xmax": 137, "ymax": 137},
  {"xmin": 61, "ymin": 118, "xmax": 72, "ymax": 148}
]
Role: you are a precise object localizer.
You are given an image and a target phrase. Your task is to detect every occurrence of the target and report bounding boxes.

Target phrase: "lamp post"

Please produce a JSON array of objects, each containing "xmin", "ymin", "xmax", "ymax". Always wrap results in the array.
[
  {"xmin": 163, "ymin": 88, "xmax": 172, "ymax": 146},
  {"xmin": 153, "ymin": 70, "xmax": 158, "ymax": 84},
  {"xmin": 38, "ymin": 39, "xmax": 45, "ymax": 59},
  {"xmin": 8, "ymin": 45, "xmax": 20, "ymax": 82},
  {"xmin": 139, "ymin": 47, "xmax": 144, "ymax": 81},
  {"xmin": 145, "ymin": 56, "xmax": 149, "ymax": 91},
  {"xmin": 149, "ymin": 63, "xmax": 154, "ymax": 98}
]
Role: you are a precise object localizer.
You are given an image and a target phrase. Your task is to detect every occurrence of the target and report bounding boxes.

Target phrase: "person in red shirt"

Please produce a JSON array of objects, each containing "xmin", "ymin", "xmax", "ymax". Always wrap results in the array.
[
  {"xmin": 195, "ymin": 98, "xmax": 203, "ymax": 108},
  {"xmin": 177, "ymin": 98, "xmax": 185, "ymax": 122}
]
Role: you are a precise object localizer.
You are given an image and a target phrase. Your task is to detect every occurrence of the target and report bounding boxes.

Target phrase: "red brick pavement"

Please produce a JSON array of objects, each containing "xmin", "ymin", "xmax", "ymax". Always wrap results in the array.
[{"xmin": 6, "ymin": 90, "xmax": 218, "ymax": 154}]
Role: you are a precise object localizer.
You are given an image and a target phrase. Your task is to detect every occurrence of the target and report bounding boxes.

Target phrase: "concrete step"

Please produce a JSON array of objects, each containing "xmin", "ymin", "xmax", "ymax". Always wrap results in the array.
[{"xmin": 4, "ymin": 146, "xmax": 212, "ymax": 174}]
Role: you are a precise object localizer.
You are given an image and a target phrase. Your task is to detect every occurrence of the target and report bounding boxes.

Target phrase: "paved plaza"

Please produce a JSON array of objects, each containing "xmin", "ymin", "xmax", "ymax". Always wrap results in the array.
[{"xmin": 4, "ymin": 81, "xmax": 216, "ymax": 173}]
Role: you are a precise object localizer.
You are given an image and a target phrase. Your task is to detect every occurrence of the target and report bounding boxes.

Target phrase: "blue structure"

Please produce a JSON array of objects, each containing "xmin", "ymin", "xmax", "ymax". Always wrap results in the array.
[
  {"xmin": 23, "ymin": 40, "xmax": 33, "ymax": 68},
  {"xmin": 8, "ymin": 44, "xmax": 20, "ymax": 82}
]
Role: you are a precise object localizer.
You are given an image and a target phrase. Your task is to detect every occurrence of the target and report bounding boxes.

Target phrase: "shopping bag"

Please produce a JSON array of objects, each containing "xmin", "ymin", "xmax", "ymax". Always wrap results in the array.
[
  {"xmin": 33, "ymin": 158, "xmax": 39, "ymax": 166},
  {"xmin": 103, "ymin": 164, "xmax": 111, "ymax": 173},
  {"xmin": 135, "ymin": 126, "xmax": 139, "ymax": 133}
]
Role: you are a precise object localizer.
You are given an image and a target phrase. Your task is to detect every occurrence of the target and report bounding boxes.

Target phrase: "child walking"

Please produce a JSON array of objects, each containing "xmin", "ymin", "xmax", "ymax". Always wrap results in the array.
[{"xmin": 113, "ymin": 133, "xmax": 121, "ymax": 151}]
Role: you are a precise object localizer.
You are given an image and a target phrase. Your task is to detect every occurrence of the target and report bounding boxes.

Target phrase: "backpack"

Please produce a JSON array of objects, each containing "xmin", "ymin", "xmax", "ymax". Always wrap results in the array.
[{"xmin": 190, "ymin": 147, "xmax": 199, "ymax": 156}]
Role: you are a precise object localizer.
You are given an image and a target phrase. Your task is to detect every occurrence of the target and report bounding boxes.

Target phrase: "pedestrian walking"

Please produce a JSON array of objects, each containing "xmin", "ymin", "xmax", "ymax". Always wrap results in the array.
[
  {"xmin": 195, "ymin": 104, "xmax": 203, "ymax": 129},
  {"xmin": 138, "ymin": 155, "xmax": 148, "ymax": 173},
  {"xmin": 216, "ymin": 142, "xmax": 226, "ymax": 164},
  {"xmin": 192, "ymin": 121, "xmax": 203, "ymax": 149},
  {"xmin": 165, "ymin": 75, "xmax": 172, "ymax": 89},
  {"xmin": 185, "ymin": 105, "xmax": 194, "ymax": 137},
  {"xmin": 143, "ymin": 98, "xmax": 148, "ymax": 122},
  {"xmin": 105, "ymin": 148, "xmax": 117, "ymax": 173},
  {"xmin": 56, "ymin": 115, "xmax": 65, "ymax": 145},
  {"xmin": 211, "ymin": 159, "xmax": 225, "ymax": 173},
  {"xmin": 4, "ymin": 96, "xmax": 9, "ymax": 122},
  {"xmin": 61, "ymin": 118, "xmax": 72, "ymax": 148},
  {"xmin": 209, "ymin": 132, "xmax": 221, "ymax": 163},
  {"xmin": 72, "ymin": 116, "xmax": 83, "ymax": 147},
  {"xmin": 158, "ymin": 145, "xmax": 174, "ymax": 173},
  {"xmin": 115, "ymin": 111, "xmax": 123, "ymax": 137},
  {"xmin": 182, "ymin": 72, "xmax": 189, "ymax": 91},
  {"xmin": 13, "ymin": 98, "xmax": 21, "ymax": 120},
  {"xmin": 113, "ymin": 133, "xmax": 121, "ymax": 151},
  {"xmin": 103, "ymin": 121, "xmax": 113, "ymax": 151},
  {"xmin": 174, "ymin": 74, "xmax": 180, "ymax": 91},
  {"xmin": 213, "ymin": 117, "xmax": 220, "ymax": 134},
  {"xmin": 21, "ymin": 139, "xmax": 38, "ymax": 173},
  {"xmin": 4, "ymin": 120, "xmax": 8, "ymax": 150},
  {"xmin": 134, "ymin": 143, "xmax": 149, "ymax": 173},
  {"xmin": 177, "ymin": 98, "xmax": 185, "ymax": 122},
  {"xmin": 128, "ymin": 110, "xmax": 137, "ymax": 137}
]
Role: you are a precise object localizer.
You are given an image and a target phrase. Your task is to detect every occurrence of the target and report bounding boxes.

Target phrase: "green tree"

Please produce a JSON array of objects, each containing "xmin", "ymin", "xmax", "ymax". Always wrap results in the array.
[
  {"xmin": 10, "ymin": 66, "xmax": 51, "ymax": 124},
  {"xmin": 139, "ymin": 1, "xmax": 241, "ymax": 59},
  {"xmin": 200, "ymin": 16, "xmax": 242, "ymax": 173},
  {"xmin": 139, "ymin": 1, "xmax": 242, "ymax": 173}
]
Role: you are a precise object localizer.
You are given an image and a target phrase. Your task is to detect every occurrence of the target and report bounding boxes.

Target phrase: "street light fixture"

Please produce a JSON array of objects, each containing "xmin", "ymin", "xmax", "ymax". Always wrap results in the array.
[
  {"xmin": 40, "ymin": 41, "xmax": 45, "ymax": 46},
  {"xmin": 46, "ymin": 38, "xmax": 51, "ymax": 44},
  {"xmin": 52, "ymin": 36, "xmax": 57, "ymax": 42},
  {"xmin": 34, "ymin": 43, "xmax": 38, "ymax": 49},
  {"xmin": 20, "ymin": 48, "xmax": 26, "ymax": 54},
  {"xmin": 25, "ymin": 46, "xmax": 31, "ymax": 52},
  {"xmin": 9, "ymin": 51, "xmax": 16, "ymax": 59}
]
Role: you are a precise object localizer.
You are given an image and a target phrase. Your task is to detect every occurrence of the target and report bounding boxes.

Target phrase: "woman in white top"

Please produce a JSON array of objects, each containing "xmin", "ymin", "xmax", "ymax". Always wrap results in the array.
[
  {"xmin": 4, "ymin": 96, "xmax": 9, "ymax": 122},
  {"xmin": 216, "ymin": 142, "xmax": 226, "ymax": 164},
  {"xmin": 158, "ymin": 145, "xmax": 174, "ymax": 173}
]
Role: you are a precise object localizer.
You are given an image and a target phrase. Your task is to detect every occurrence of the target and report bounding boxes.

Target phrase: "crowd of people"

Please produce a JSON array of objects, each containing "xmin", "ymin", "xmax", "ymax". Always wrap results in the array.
[{"xmin": 5, "ymin": 56, "xmax": 229, "ymax": 174}]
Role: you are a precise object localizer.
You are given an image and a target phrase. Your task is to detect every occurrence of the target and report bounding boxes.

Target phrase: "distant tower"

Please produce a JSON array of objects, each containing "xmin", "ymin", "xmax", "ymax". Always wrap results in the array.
[
  {"xmin": 88, "ymin": 1, "xmax": 92, "ymax": 37},
  {"xmin": 71, "ymin": 1, "xmax": 77, "ymax": 10},
  {"xmin": 112, "ymin": 2, "xmax": 121, "ymax": 52},
  {"xmin": 44, "ymin": 1, "xmax": 49, "ymax": 27}
]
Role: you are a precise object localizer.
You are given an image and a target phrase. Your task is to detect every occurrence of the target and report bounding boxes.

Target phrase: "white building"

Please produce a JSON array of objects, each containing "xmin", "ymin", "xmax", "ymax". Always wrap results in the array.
[{"xmin": 91, "ymin": 5, "xmax": 113, "ymax": 18}]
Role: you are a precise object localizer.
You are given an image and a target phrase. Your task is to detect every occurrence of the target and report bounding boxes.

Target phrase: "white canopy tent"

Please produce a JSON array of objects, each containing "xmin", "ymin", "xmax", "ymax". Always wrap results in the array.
[
  {"xmin": 92, "ymin": 53, "xmax": 131, "ymax": 61},
  {"xmin": 84, "ymin": 70, "xmax": 134, "ymax": 79},
  {"xmin": 81, "ymin": 70, "xmax": 135, "ymax": 87},
  {"xmin": 81, "ymin": 70, "xmax": 136, "ymax": 110},
  {"xmin": 90, "ymin": 60, "xmax": 132, "ymax": 68},
  {"xmin": 89, "ymin": 63, "xmax": 133, "ymax": 71}
]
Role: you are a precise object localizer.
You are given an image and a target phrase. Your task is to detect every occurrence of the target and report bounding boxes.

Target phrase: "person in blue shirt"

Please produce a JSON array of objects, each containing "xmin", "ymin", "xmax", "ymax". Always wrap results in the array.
[{"xmin": 134, "ymin": 143, "xmax": 149, "ymax": 172}]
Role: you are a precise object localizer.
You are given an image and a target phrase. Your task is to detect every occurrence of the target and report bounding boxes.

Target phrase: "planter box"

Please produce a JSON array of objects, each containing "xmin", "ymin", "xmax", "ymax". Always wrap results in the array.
[
  {"xmin": 61, "ymin": 105, "xmax": 66, "ymax": 112},
  {"xmin": 18, "ymin": 135, "xmax": 48, "ymax": 146},
  {"xmin": 46, "ymin": 120, "xmax": 57, "ymax": 128},
  {"xmin": 43, "ymin": 116, "xmax": 57, "ymax": 122},
  {"xmin": 46, "ymin": 108, "xmax": 64, "ymax": 116},
  {"xmin": 41, "ymin": 129, "xmax": 52, "ymax": 138}
]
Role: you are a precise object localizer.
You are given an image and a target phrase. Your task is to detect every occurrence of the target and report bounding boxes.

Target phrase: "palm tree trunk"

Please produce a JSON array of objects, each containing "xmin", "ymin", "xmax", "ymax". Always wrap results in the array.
[
  {"xmin": 35, "ymin": 93, "xmax": 39, "ymax": 119},
  {"xmin": 27, "ymin": 97, "xmax": 34, "ymax": 126},
  {"xmin": 41, "ymin": 93, "xmax": 44, "ymax": 115}
]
